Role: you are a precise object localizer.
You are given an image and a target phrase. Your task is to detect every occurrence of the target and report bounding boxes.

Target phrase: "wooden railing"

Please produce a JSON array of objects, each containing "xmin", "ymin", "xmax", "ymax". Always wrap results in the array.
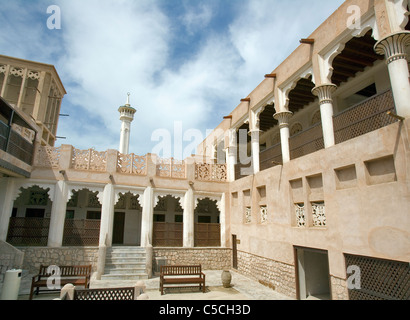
[
  {"xmin": 62, "ymin": 219, "xmax": 101, "ymax": 246},
  {"xmin": 153, "ymin": 222, "xmax": 183, "ymax": 247},
  {"xmin": 260, "ymin": 143, "xmax": 282, "ymax": 170},
  {"xmin": 289, "ymin": 122, "xmax": 324, "ymax": 160},
  {"xmin": 6, "ymin": 217, "xmax": 50, "ymax": 246},
  {"xmin": 0, "ymin": 122, "xmax": 35, "ymax": 165},
  {"xmin": 194, "ymin": 223, "xmax": 221, "ymax": 247},
  {"xmin": 333, "ymin": 90, "xmax": 397, "ymax": 144}
]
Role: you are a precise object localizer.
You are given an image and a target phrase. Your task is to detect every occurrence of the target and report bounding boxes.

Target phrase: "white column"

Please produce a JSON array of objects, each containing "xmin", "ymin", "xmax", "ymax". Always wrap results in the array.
[
  {"xmin": 0, "ymin": 178, "xmax": 18, "ymax": 241},
  {"xmin": 375, "ymin": 31, "xmax": 410, "ymax": 118},
  {"xmin": 47, "ymin": 180, "xmax": 69, "ymax": 247},
  {"xmin": 99, "ymin": 184, "xmax": 115, "ymax": 247},
  {"xmin": 119, "ymin": 119, "xmax": 131, "ymax": 154},
  {"xmin": 140, "ymin": 186, "xmax": 154, "ymax": 247},
  {"xmin": 250, "ymin": 130, "xmax": 260, "ymax": 174},
  {"xmin": 226, "ymin": 129, "xmax": 237, "ymax": 182},
  {"xmin": 274, "ymin": 111, "xmax": 293, "ymax": 164},
  {"xmin": 312, "ymin": 84, "xmax": 337, "ymax": 148},
  {"xmin": 183, "ymin": 188, "xmax": 194, "ymax": 248}
]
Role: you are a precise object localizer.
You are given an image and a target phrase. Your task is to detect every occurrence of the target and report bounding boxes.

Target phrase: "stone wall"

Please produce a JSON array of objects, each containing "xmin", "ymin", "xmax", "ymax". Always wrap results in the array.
[
  {"xmin": 153, "ymin": 248, "xmax": 231, "ymax": 271},
  {"xmin": 18, "ymin": 247, "xmax": 99, "ymax": 274},
  {"xmin": 330, "ymin": 275, "xmax": 349, "ymax": 300},
  {"xmin": 0, "ymin": 241, "xmax": 24, "ymax": 282},
  {"xmin": 236, "ymin": 250, "xmax": 297, "ymax": 298}
]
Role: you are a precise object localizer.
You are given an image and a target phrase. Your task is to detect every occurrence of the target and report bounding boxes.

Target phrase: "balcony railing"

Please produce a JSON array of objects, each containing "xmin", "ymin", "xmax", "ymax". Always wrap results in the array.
[
  {"xmin": 194, "ymin": 223, "xmax": 221, "ymax": 247},
  {"xmin": 333, "ymin": 89, "xmax": 397, "ymax": 144},
  {"xmin": 62, "ymin": 219, "xmax": 101, "ymax": 246},
  {"xmin": 6, "ymin": 217, "xmax": 50, "ymax": 246},
  {"xmin": 0, "ymin": 122, "xmax": 35, "ymax": 165},
  {"xmin": 260, "ymin": 143, "xmax": 282, "ymax": 170},
  {"xmin": 33, "ymin": 145, "xmax": 227, "ymax": 183},
  {"xmin": 152, "ymin": 222, "xmax": 183, "ymax": 247},
  {"xmin": 289, "ymin": 122, "xmax": 324, "ymax": 160}
]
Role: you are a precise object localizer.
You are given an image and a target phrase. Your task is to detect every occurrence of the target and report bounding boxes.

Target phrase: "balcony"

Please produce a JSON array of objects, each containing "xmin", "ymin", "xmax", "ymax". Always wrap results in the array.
[
  {"xmin": 234, "ymin": 90, "xmax": 398, "ymax": 180},
  {"xmin": 0, "ymin": 97, "xmax": 37, "ymax": 177},
  {"xmin": 333, "ymin": 89, "xmax": 396, "ymax": 144}
]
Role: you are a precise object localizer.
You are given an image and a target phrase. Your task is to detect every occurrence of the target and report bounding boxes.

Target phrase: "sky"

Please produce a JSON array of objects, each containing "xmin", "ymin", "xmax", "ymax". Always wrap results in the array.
[{"xmin": 0, "ymin": 0, "xmax": 345, "ymax": 159}]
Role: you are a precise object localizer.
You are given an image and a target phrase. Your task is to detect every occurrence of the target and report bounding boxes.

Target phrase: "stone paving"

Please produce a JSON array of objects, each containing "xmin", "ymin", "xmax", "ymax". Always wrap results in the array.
[{"xmin": 11, "ymin": 269, "xmax": 294, "ymax": 300}]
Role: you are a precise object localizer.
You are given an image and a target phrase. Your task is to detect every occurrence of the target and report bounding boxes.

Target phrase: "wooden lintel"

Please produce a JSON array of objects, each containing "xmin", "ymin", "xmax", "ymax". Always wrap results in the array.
[
  {"xmin": 300, "ymin": 38, "xmax": 315, "ymax": 44},
  {"xmin": 264, "ymin": 73, "xmax": 277, "ymax": 79}
]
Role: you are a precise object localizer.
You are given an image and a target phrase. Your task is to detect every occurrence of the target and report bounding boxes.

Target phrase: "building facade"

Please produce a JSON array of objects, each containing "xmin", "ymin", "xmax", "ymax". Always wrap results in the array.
[{"xmin": 0, "ymin": 0, "xmax": 409, "ymax": 300}]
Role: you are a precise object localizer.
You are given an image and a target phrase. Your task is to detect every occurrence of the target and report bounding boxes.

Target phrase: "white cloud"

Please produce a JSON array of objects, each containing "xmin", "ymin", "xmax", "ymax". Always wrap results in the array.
[{"xmin": 180, "ymin": 3, "xmax": 213, "ymax": 35}]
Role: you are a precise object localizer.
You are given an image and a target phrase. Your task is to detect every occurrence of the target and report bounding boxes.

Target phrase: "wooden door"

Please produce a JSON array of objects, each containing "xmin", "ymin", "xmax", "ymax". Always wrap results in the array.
[
  {"xmin": 113, "ymin": 212, "xmax": 125, "ymax": 245},
  {"xmin": 232, "ymin": 234, "xmax": 238, "ymax": 269}
]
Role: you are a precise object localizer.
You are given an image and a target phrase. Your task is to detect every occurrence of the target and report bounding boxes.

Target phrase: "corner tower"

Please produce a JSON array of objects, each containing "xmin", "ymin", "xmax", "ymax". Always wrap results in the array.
[{"xmin": 118, "ymin": 93, "xmax": 136, "ymax": 154}]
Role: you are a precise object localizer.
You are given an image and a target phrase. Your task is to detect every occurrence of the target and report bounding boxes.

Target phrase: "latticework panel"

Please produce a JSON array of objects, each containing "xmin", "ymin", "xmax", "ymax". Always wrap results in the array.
[
  {"xmin": 345, "ymin": 254, "xmax": 410, "ymax": 300},
  {"xmin": 72, "ymin": 148, "xmax": 107, "ymax": 172},
  {"xmin": 74, "ymin": 287, "xmax": 135, "ymax": 300},
  {"xmin": 6, "ymin": 217, "xmax": 50, "ymax": 246},
  {"xmin": 289, "ymin": 123, "xmax": 324, "ymax": 160},
  {"xmin": 62, "ymin": 219, "xmax": 100, "ymax": 246},
  {"xmin": 333, "ymin": 90, "xmax": 397, "ymax": 145},
  {"xmin": 156, "ymin": 158, "xmax": 186, "ymax": 179},
  {"xmin": 34, "ymin": 145, "xmax": 61, "ymax": 168},
  {"xmin": 195, "ymin": 163, "xmax": 227, "ymax": 182},
  {"xmin": 260, "ymin": 143, "xmax": 282, "ymax": 171},
  {"xmin": 194, "ymin": 223, "xmax": 221, "ymax": 247},
  {"xmin": 153, "ymin": 222, "xmax": 183, "ymax": 247},
  {"xmin": 8, "ymin": 129, "xmax": 35, "ymax": 165},
  {"xmin": 117, "ymin": 153, "xmax": 147, "ymax": 175}
]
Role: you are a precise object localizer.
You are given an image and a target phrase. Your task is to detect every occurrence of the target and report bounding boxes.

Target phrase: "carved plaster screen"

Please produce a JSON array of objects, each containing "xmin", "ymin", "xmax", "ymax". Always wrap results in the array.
[
  {"xmin": 295, "ymin": 204, "xmax": 306, "ymax": 227},
  {"xmin": 312, "ymin": 202, "xmax": 326, "ymax": 227}
]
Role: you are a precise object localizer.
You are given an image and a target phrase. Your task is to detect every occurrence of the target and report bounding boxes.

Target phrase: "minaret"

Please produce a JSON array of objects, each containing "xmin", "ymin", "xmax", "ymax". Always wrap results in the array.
[{"xmin": 118, "ymin": 93, "xmax": 136, "ymax": 154}]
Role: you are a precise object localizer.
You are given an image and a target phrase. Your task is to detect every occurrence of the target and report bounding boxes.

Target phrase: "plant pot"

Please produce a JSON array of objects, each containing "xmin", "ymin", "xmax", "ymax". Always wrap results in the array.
[{"xmin": 221, "ymin": 270, "xmax": 232, "ymax": 288}]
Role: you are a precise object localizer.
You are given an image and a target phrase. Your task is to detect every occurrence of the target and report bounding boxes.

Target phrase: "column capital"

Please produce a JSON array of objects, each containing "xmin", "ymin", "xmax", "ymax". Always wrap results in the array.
[
  {"xmin": 312, "ymin": 84, "xmax": 337, "ymax": 105},
  {"xmin": 374, "ymin": 31, "xmax": 410, "ymax": 65},
  {"xmin": 273, "ymin": 111, "xmax": 293, "ymax": 128}
]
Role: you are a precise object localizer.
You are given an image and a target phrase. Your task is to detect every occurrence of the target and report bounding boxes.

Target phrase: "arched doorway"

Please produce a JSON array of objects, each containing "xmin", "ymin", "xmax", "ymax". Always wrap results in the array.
[
  {"xmin": 62, "ymin": 188, "xmax": 102, "ymax": 246},
  {"xmin": 113, "ymin": 192, "xmax": 142, "ymax": 246},
  {"xmin": 152, "ymin": 195, "xmax": 183, "ymax": 247},
  {"xmin": 194, "ymin": 198, "xmax": 221, "ymax": 247},
  {"xmin": 7, "ymin": 185, "xmax": 52, "ymax": 246}
]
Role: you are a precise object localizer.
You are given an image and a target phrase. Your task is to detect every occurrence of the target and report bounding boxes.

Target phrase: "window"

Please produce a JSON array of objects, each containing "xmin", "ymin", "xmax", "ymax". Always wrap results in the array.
[
  {"xmin": 86, "ymin": 211, "xmax": 101, "ymax": 220},
  {"xmin": 65, "ymin": 210, "xmax": 75, "ymax": 219},
  {"xmin": 154, "ymin": 214, "xmax": 165, "ymax": 222}
]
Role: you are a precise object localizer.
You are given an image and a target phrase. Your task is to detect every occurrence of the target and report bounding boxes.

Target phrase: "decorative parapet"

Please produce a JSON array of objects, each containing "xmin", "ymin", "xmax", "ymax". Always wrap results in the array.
[
  {"xmin": 195, "ymin": 163, "xmax": 227, "ymax": 182},
  {"xmin": 117, "ymin": 152, "xmax": 147, "ymax": 176},
  {"xmin": 156, "ymin": 158, "xmax": 186, "ymax": 179},
  {"xmin": 71, "ymin": 148, "xmax": 107, "ymax": 172},
  {"xmin": 34, "ymin": 145, "xmax": 61, "ymax": 168},
  {"xmin": 33, "ymin": 145, "xmax": 227, "ymax": 183}
]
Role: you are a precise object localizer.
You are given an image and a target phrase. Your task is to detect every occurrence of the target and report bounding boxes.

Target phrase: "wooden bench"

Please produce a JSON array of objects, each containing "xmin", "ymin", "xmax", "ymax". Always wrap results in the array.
[
  {"xmin": 160, "ymin": 265, "xmax": 206, "ymax": 295},
  {"xmin": 29, "ymin": 265, "xmax": 91, "ymax": 300}
]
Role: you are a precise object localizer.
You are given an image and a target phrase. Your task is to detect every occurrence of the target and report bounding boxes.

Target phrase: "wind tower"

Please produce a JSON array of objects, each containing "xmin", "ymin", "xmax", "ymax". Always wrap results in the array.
[{"xmin": 118, "ymin": 93, "xmax": 136, "ymax": 154}]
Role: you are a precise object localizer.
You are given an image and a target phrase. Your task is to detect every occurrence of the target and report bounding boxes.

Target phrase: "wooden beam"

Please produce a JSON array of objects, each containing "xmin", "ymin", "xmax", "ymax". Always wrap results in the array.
[
  {"xmin": 300, "ymin": 38, "xmax": 315, "ymax": 44},
  {"xmin": 264, "ymin": 73, "xmax": 277, "ymax": 78},
  {"xmin": 241, "ymin": 98, "xmax": 251, "ymax": 102}
]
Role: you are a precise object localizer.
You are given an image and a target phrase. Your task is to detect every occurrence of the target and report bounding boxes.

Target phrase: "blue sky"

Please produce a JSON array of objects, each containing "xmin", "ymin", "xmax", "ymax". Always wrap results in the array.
[{"xmin": 0, "ymin": 0, "xmax": 345, "ymax": 159}]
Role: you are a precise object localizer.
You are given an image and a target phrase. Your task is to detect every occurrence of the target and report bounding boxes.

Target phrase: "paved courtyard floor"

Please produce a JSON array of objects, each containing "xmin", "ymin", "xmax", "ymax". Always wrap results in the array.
[{"xmin": 13, "ymin": 269, "xmax": 294, "ymax": 300}]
